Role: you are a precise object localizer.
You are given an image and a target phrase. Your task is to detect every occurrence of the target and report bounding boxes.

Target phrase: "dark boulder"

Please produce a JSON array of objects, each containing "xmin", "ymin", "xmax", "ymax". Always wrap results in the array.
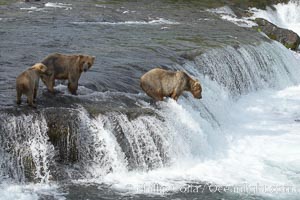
[{"xmin": 254, "ymin": 18, "xmax": 300, "ymax": 50}]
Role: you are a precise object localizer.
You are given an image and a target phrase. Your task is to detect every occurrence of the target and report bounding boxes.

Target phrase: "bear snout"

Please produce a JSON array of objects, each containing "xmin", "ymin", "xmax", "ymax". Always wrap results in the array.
[
  {"xmin": 196, "ymin": 95, "xmax": 202, "ymax": 99},
  {"xmin": 83, "ymin": 63, "xmax": 90, "ymax": 72},
  {"xmin": 193, "ymin": 91, "xmax": 202, "ymax": 99}
]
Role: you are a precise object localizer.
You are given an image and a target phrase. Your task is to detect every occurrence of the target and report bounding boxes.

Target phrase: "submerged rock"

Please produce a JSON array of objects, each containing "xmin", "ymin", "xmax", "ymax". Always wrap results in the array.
[{"xmin": 254, "ymin": 18, "xmax": 300, "ymax": 50}]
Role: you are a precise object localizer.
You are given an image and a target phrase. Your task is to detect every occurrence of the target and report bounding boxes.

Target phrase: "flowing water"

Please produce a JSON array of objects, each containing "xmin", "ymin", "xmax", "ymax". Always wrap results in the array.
[
  {"xmin": 251, "ymin": 0, "xmax": 300, "ymax": 37},
  {"xmin": 1, "ymin": 0, "xmax": 300, "ymax": 199}
]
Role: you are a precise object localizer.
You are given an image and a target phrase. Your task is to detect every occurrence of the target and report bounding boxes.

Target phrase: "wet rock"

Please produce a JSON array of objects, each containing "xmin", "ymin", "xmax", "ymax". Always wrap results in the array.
[
  {"xmin": 229, "ymin": 6, "xmax": 252, "ymax": 18},
  {"xmin": 44, "ymin": 108, "xmax": 80, "ymax": 164},
  {"xmin": 0, "ymin": 92, "xmax": 164, "ymax": 181},
  {"xmin": 254, "ymin": 18, "xmax": 300, "ymax": 50},
  {"xmin": 0, "ymin": 112, "xmax": 53, "ymax": 182}
]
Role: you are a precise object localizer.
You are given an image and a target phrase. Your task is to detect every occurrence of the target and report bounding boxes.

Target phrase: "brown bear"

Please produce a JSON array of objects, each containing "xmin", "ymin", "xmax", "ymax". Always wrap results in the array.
[
  {"xmin": 140, "ymin": 68, "xmax": 202, "ymax": 101},
  {"xmin": 16, "ymin": 63, "xmax": 48, "ymax": 107},
  {"xmin": 40, "ymin": 53, "xmax": 95, "ymax": 95}
]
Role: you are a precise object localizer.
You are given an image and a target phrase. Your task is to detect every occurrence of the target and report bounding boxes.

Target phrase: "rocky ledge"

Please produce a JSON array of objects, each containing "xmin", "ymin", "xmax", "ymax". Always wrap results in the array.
[
  {"xmin": 254, "ymin": 18, "xmax": 300, "ymax": 50},
  {"xmin": 225, "ymin": 0, "xmax": 300, "ymax": 51}
]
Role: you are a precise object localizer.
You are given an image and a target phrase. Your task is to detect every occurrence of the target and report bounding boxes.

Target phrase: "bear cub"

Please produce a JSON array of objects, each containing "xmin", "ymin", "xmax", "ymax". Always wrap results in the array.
[{"xmin": 16, "ymin": 63, "xmax": 48, "ymax": 107}]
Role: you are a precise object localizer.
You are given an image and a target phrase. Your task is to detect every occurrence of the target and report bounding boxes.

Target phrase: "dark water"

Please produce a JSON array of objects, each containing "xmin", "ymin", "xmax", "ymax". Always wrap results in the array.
[{"xmin": 1, "ymin": 0, "xmax": 298, "ymax": 200}]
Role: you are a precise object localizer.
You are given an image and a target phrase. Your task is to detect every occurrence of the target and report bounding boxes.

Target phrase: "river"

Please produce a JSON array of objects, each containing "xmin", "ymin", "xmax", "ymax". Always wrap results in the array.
[{"xmin": 0, "ymin": 0, "xmax": 300, "ymax": 199}]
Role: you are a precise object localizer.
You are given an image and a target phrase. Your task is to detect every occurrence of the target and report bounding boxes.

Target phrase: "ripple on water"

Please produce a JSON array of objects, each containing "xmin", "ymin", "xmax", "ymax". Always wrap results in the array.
[
  {"xmin": 20, "ymin": 2, "xmax": 72, "ymax": 12},
  {"xmin": 71, "ymin": 18, "xmax": 179, "ymax": 26}
]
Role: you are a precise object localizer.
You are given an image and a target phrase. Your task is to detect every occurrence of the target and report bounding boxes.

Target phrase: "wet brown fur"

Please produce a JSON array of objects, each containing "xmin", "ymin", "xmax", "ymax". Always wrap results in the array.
[
  {"xmin": 16, "ymin": 63, "xmax": 48, "ymax": 107},
  {"xmin": 40, "ymin": 53, "xmax": 95, "ymax": 95},
  {"xmin": 140, "ymin": 68, "xmax": 202, "ymax": 101}
]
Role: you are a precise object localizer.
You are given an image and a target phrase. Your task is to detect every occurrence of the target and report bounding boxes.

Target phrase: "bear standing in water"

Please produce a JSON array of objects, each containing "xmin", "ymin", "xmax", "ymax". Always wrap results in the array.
[
  {"xmin": 40, "ymin": 53, "xmax": 95, "ymax": 95},
  {"xmin": 16, "ymin": 63, "xmax": 48, "ymax": 107},
  {"xmin": 140, "ymin": 68, "xmax": 202, "ymax": 101}
]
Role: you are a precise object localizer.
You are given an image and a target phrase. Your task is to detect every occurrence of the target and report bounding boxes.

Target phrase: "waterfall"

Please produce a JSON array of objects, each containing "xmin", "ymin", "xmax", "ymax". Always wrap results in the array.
[
  {"xmin": 1, "ymin": 39, "xmax": 300, "ymax": 198},
  {"xmin": 102, "ymin": 112, "xmax": 170, "ymax": 171},
  {"xmin": 184, "ymin": 41, "xmax": 300, "ymax": 96},
  {"xmin": 75, "ymin": 109, "xmax": 128, "ymax": 178},
  {"xmin": 252, "ymin": 0, "xmax": 300, "ymax": 37},
  {"xmin": 0, "ymin": 113, "xmax": 54, "ymax": 183}
]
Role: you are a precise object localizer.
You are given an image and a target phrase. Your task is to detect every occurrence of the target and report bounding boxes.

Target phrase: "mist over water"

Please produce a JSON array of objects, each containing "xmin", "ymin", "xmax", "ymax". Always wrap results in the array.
[{"xmin": 1, "ymin": 0, "xmax": 300, "ymax": 200}]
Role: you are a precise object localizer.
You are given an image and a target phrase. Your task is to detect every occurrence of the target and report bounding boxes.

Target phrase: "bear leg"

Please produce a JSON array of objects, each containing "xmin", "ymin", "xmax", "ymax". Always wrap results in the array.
[
  {"xmin": 33, "ymin": 87, "xmax": 37, "ymax": 101},
  {"xmin": 155, "ymin": 95, "xmax": 164, "ymax": 101},
  {"xmin": 145, "ymin": 89, "xmax": 161, "ymax": 101},
  {"xmin": 16, "ymin": 89, "xmax": 22, "ymax": 105},
  {"xmin": 48, "ymin": 78, "xmax": 55, "ymax": 94},
  {"xmin": 151, "ymin": 91, "xmax": 163, "ymax": 101},
  {"xmin": 171, "ymin": 92, "xmax": 179, "ymax": 101},
  {"xmin": 27, "ymin": 93, "xmax": 36, "ymax": 108},
  {"xmin": 68, "ymin": 81, "xmax": 78, "ymax": 95}
]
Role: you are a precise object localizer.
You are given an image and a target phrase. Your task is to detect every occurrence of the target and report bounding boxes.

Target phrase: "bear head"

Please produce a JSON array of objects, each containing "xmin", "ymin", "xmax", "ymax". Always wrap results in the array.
[
  {"xmin": 191, "ymin": 81, "xmax": 202, "ymax": 99},
  {"xmin": 78, "ymin": 55, "xmax": 95, "ymax": 73},
  {"xmin": 31, "ymin": 63, "xmax": 48, "ymax": 73}
]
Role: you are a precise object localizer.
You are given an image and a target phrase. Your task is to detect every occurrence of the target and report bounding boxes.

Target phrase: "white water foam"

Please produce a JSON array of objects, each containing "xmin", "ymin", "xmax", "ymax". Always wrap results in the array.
[
  {"xmin": 44, "ymin": 2, "xmax": 72, "ymax": 10},
  {"xmin": 208, "ymin": 6, "xmax": 256, "ymax": 27},
  {"xmin": 72, "ymin": 41, "xmax": 300, "ymax": 199},
  {"xmin": 0, "ymin": 183, "xmax": 65, "ymax": 200},
  {"xmin": 0, "ymin": 18, "xmax": 14, "ymax": 22},
  {"xmin": 20, "ymin": 6, "xmax": 45, "ymax": 12},
  {"xmin": 194, "ymin": 41, "xmax": 300, "ymax": 96},
  {"xmin": 95, "ymin": 4, "xmax": 106, "ymax": 8},
  {"xmin": 251, "ymin": 1, "xmax": 300, "ymax": 37},
  {"xmin": 89, "ymin": 84, "xmax": 300, "ymax": 199},
  {"xmin": 0, "ymin": 114, "xmax": 63, "ymax": 199},
  {"xmin": 71, "ymin": 18, "xmax": 179, "ymax": 26},
  {"xmin": 20, "ymin": 2, "xmax": 72, "ymax": 12},
  {"xmin": 53, "ymin": 84, "xmax": 95, "ymax": 96},
  {"xmin": 75, "ymin": 109, "xmax": 128, "ymax": 178},
  {"xmin": 28, "ymin": 118, "xmax": 55, "ymax": 183},
  {"xmin": 0, "ymin": 114, "xmax": 54, "ymax": 182}
]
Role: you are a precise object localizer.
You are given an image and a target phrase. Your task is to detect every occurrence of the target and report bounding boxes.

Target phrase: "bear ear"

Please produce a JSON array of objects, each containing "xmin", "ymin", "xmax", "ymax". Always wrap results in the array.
[
  {"xmin": 35, "ymin": 63, "xmax": 47, "ymax": 72},
  {"xmin": 77, "ymin": 55, "xmax": 84, "ymax": 63},
  {"xmin": 193, "ymin": 81, "xmax": 201, "ymax": 90},
  {"xmin": 30, "ymin": 63, "xmax": 39, "ymax": 70}
]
